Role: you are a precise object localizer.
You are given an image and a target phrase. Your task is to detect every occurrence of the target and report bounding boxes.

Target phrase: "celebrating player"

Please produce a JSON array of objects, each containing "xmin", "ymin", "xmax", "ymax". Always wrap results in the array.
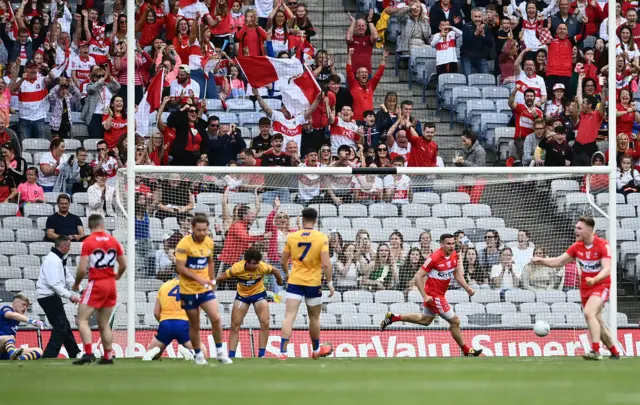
[
  {"xmin": 142, "ymin": 277, "xmax": 195, "ymax": 361},
  {"xmin": 175, "ymin": 213, "xmax": 232, "ymax": 365},
  {"xmin": 73, "ymin": 214, "xmax": 127, "ymax": 365},
  {"xmin": 279, "ymin": 207, "xmax": 334, "ymax": 360},
  {"xmin": 532, "ymin": 217, "xmax": 620, "ymax": 360},
  {"xmin": 215, "ymin": 248, "xmax": 284, "ymax": 358},
  {"xmin": 0, "ymin": 294, "xmax": 44, "ymax": 361},
  {"xmin": 380, "ymin": 234, "xmax": 483, "ymax": 357}
]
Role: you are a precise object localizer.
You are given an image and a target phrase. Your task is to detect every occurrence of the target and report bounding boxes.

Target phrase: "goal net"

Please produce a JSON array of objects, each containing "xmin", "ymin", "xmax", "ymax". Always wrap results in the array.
[{"xmin": 109, "ymin": 169, "xmax": 628, "ymax": 359}]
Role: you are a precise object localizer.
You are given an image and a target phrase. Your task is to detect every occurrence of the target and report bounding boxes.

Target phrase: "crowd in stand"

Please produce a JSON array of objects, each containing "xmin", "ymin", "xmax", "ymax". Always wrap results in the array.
[{"xmin": 0, "ymin": 0, "xmax": 636, "ymax": 291}]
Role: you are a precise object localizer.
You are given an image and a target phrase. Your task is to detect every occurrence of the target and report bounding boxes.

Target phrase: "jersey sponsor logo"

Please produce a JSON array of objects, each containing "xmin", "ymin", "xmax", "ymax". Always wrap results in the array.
[
  {"xmin": 239, "ymin": 277, "xmax": 262, "ymax": 287},
  {"xmin": 428, "ymin": 269, "xmax": 454, "ymax": 280},
  {"xmin": 186, "ymin": 257, "xmax": 208, "ymax": 269}
]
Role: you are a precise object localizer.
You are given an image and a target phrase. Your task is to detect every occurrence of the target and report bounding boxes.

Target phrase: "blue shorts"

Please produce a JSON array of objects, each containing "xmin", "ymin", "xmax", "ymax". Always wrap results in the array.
[
  {"xmin": 0, "ymin": 352, "xmax": 9, "ymax": 360},
  {"xmin": 286, "ymin": 283, "xmax": 322, "ymax": 306},
  {"xmin": 156, "ymin": 319, "xmax": 190, "ymax": 346},
  {"xmin": 180, "ymin": 291, "xmax": 216, "ymax": 310},
  {"xmin": 235, "ymin": 291, "xmax": 267, "ymax": 305}
]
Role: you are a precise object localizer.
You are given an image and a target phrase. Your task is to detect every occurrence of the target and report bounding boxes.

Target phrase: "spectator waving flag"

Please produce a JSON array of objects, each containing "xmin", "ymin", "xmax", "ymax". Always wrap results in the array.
[
  {"xmin": 135, "ymin": 70, "xmax": 164, "ymax": 137},
  {"xmin": 236, "ymin": 56, "xmax": 320, "ymax": 115}
]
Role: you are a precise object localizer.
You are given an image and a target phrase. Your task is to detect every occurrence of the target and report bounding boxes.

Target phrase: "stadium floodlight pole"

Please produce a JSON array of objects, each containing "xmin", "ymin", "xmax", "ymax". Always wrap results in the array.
[
  {"xmin": 126, "ymin": 0, "xmax": 137, "ymax": 358},
  {"xmin": 608, "ymin": 3, "xmax": 618, "ymax": 349}
]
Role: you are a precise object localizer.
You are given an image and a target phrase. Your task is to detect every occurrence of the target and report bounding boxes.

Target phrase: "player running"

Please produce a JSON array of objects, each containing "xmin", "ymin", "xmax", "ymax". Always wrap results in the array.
[
  {"xmin": 72, "ymin": 214, "xmax": 127, "ymax": 365},
  {"xmin": 142, "ymin": 277, "xmax": 195, "ymax": 361},
  {"xmin": 532, "ymin": 217, "xmax": 620, "ymax": 361},
  {"xmin": 380, "ymin": 233, "xmax": 483, "ymax": 357},
  {"xmin": 175, "ymin": 213, "xmax": 232, "ymax": 365},
  {"xmin": 0, "ymin": 294, "xmax": 44, "ymax": 361},
  {"xmin": 215, "ymin": 248, "xmax": 284, "ymax": 358},
  {"xmin": 279, "ymin": 207, "xmax": 334, "ymax": 360}
]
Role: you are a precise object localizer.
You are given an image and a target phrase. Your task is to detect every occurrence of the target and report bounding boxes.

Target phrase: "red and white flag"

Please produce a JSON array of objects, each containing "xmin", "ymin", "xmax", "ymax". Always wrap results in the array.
[
  {"xmin": 178, "ymin": 0, "xmax": 208, "ymax": 20},
  {"xmin": 135, "ymin": 70, "xmax": 164, "ymax": 137},
  {"xmin": 236, "ymin": 56, "xmax": 320, "ymax": 116}
]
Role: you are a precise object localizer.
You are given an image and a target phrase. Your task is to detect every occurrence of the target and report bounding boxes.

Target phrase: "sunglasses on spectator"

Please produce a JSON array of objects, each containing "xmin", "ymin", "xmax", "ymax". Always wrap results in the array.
[
  {"xmin": 288, "ymin": 1, "xmax": 298, "ymax": 5},
  {"xmin": 485, "ymin": 235, "xmax": 496, "ymax": 239},
  {"xmin": 188, "ymin": 109, "xmax": 197, "ymax": 113},
  {"xmin": 136, "ymin": 147, "xmax": 144, "ymax": 152},
  {"xmin": 378, "ymin": 147, "xmax": 387, "ymax": 151},
  {"xmin": 210, "ymin": 123, "xmax": 219, "ymax": 127},
  {"xmin": 321, "ymin": 148, "xmax": 330, "ymax": 152}
]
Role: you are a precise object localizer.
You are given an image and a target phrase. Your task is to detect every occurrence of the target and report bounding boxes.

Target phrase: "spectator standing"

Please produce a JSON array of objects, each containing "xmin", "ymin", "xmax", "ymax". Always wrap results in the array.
[
  {"xmin": 328, "ymin": 74, "xmax": 353, "ymax": 116},
  {"xmin": 207, "ymin": 123, "xmax": 246, "ymax": 167},
  {"xmin": 431, "ymin": 20, "xmax": 462, "ymax": 74},
  {"xmin": 254, "ymin": 0, "xmax": 274, "ymax": 28},
  {"xmin": 509, "ymin": 87, "xmax": 543, "ymax": 161},
  {"xmin": 47, "ymin": 77, "xmax": 81, "ymax": 139},
  {"xmin": 405, "ymin": 122, "xmax": 438, "ymax": 167},
  {"xmin": 460, "ymin": 8, "xmax": 492, "ymax": 76},
  {"xmin": 513, "ymin": 48, "xmax": 547, "ymax": 106},
  {"xmin": 102, "ymin": 95, "xmax": 128, "ymax": 149},
  {"xmin": 250, "ymin": 117, "xmax": 273, "ymax": 158},
  {"xmin": 167, "ymin": 103, "xmax": 209, "ymax": 166},
  {"xmin": 10, "ymin": 60, "xmax": 53, "ymax": 139},
  {"xmin": 574, "ymin": 73, "xmax": 606, "ymax": 166},
  {"xmin": 535, "ymin": 126, "xmax": 573, "ymax": 166},
  {"xmin": 87, "ymin": 169, "xmax": 117, "ymax": 218},
  {"xmin": 546, "ymin": 23, "xmax": 581, "ymax": 96},
  {"xmin": 353, "ymin": 164, "xmax": 384, "ymax": 203},
  {"xmin": 306, "ymin": 91, "xmax": 334, "ymax": 155},
  {"xmin": 65, "ymin": 148, "xmax": 93, "ymax": 194},
  {"xmin": 550, "ymin": 0, "xmax": 583, "ymax": 39},
  {"xmin": 375, "ymin": 92, "xmax": 399, "ymax": 135},
  {"xmin": 261, "ymin": 133, "xmax": 292, "ymax": 204},
  {"xmin": 395, "ymin": 3, "xmax": 431, "ymax": 63},
  {"xmin": 346, "ymin": 48, "xmax": 388, "ymax": 121},
  {"xmin": 38, "ymin": 138, "xmax": 69, "ymax": 193},
  {"xmin": 345, "ymin": 11, "xmax": 377, "ymax": 75},
  {"xmin": 45, "ymin": 194, "xmax": 84, "ymax": 242},
  {"xmin": 70, "ymin": 41, "xmax": 96, "ymax": 88},
  {"xmin": 169, "ymin": 65, "xmax": 201, "ymax": 106},
  {"xmin": 327, "ymin": 105, "xmax": 361, "ymax": 156},
  {"xmin": 616, "ymin": 89, "xmax": 640, "ymax": 136},
  {"xmin": 509, "ymin": 230, "xmax": 535, "ymax": 275},
  {"xmin": 218, "ymin": 205, "xmax": 271, "ymax": 275},
  {"xmin": 523, "ymin": 118, "xmax": 547, "ymax": 166},
  {"xmin": 429, "ymin": 0, "xmax": 464, "ymax": 34},
  {"xmin": 383, "ymin": 157, "xmax": 413, "ymax": 208},
  {"xmin": 36, "ymin": 235, "xmax": 81, "ymax": 359},
  {"xmin": 569, "ymin": 0, "xmax": 603, "ymax": 38},
  {"xmin": 236, "ymin": 9, "xmax": 268, "ymax": 56},
  {"xmin": 81, "ymin": 65, "xmax": 121, "ymax": 139},
  {"xmin": 360, "ymin": 110, "xmax": 380, "ymax": 149}
]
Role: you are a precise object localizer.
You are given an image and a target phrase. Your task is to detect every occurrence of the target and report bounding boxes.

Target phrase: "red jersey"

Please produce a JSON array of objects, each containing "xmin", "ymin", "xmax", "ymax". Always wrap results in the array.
[
  {"xmin": 421, "ymin": 248, "xmax": 458, "ymax": 296},
  {"xmin": 407, "ymin": 133, "xmax": 438, "ymax": 167},
  {"xmin": 514, "ymin": 104, "xmax": 543, "ymax": 139},
  {"xmin": 565, "ymin": 235, "xmax": 611, "ymax": 290},
  {"xmin": 103, "ymin": 114, "xmax": 127, "ymax": 149},
  {"xmin": 347, "ymin": 34, "xmax": 374, "ymax": 74},
  {"xmin": 81, "ymin": 231, "xmax": 125, "ymax": 280}
]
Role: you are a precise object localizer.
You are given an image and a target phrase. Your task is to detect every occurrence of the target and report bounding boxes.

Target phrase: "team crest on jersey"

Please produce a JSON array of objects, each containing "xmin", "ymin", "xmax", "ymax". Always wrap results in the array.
[
  {"xmin": 36, "ymin": 84, "xmax": 40, "ymax": 89},
  {"xmin": 446, "ymin": 261, "xmax": 451, "ymax": 267},
  {"xmin": 586, "ymin": 252, "xmax": 591, "ymax": 259}
]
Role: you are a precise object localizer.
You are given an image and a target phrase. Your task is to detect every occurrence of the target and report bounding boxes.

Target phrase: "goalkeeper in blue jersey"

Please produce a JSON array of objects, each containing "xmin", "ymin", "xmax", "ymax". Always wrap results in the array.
[{"xmin": 0, "ymin": 294, "xmax": 44, "ymax": 361}]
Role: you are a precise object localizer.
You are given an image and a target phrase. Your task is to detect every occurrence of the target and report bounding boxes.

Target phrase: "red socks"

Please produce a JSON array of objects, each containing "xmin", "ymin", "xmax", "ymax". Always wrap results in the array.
[
  {"xmin": 462, "ymin": 345, "xmax": 470, "ymax": 355},
  {"xmin": 104, "ymin": 349, "xmax": 113, "ymax": 360},
  {"xmin": 609, "ymin": 345, "xmax": 620, "ymax": 356},
  {"xmin": 84, "ymin": 343, "xmax": 93, "ymax": 355},
  {"xmin": 592, "ymin": 342, "xmax": 600, "ymax": 353},
  {"xmin": 391, "ymin": 315, "xmax": 402, "ymax": 322}
]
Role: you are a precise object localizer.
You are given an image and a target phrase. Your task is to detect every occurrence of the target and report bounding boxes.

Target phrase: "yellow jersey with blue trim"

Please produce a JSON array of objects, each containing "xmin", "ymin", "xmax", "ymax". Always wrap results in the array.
[
  {"xmin": 175, "ymin": 235, "xmax": 214, "ymax": 295},
  {"xmin": 284, "ymin": 228, "xmax": 328, "ymax": 287},
  {"xmin": 226, "ymin": 260, "xmax": 275, "ymax": 297},
  {"xmin": 157, "ymin": 279, "xmax": 189, "ymax": 322}
]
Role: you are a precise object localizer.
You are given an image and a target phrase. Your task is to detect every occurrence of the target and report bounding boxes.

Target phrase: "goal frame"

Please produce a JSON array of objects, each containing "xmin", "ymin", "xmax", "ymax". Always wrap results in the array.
[{"xmin": 120, "ymin": 1, "xmax": 619, "ymax": 358}]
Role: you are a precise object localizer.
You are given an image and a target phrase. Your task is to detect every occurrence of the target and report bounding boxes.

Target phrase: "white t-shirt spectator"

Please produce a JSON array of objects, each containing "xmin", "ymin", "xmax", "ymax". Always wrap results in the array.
[
  {"xmin": 390, "ymin": 142, "xmax": 411, "ymax": 159},
  {"xmin": 298, "ymin": 163, "xmax": 324, "ymax": 201},
  {"xmin": 330, "ymin": 117, "xmax": 360, "ymax": 156},
  {"xmin": 515, "ymin": 72, "xmax": 546, "ymax": 105},
  {"xmin": 90, "ymin": 156, "xmax": 118, "ymax": 187},
  {"xmin": 430, "ymin": 28, "xmax": 462, "ymax": 66},
  {"xmin": 70, "ymin": 54, "xmax": 96, "ymax": 82},
  {"xmin": 490, "ymin": 264, "xmax": 521, "ymax": 289},
  {"xmin": 510, "ymin": 244, "xmax": 534, "ymax": 275},
  {"xmin": 352, "ymin": 175, "xmax": 383, "ymax": 197},
  {"xmin": 18, "ymin": 75, "xmax": 49, "ymax": 121},
  {"xmin": 38, "ymin": 152, "xmax": 70, "ymax": 188},
  {"xmin": 254, "ymin": 0, "xmax": 273, "ymax": 18},
  {"xmin": 169, "ymin": 78, "xmax": 200, "ymax": 102},
  {"xmin": 271, "ymin": 110, "xmax": 306, "ymax": 152},
  {"xmin": 383, "ymin": 174, "xmax": 411, "ymax": 204}
]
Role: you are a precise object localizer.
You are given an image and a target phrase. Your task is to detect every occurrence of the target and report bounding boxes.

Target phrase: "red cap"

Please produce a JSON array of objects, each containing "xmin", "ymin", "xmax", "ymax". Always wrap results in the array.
[{"xmin": 78, "ymin": 40, "xmax": 89, "ymax": 47}]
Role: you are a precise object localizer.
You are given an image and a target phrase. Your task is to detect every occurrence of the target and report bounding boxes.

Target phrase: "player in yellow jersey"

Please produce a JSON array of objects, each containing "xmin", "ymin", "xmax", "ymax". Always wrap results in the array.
[
  {"xmin": 279, "ymin": 207, "xmax": 334, "ymax": 360},
  {"xmin": 142, "ymin": 277, "xmax": 195, "ymax": 361},
  {"xmin": 175, "ymin": 213, "xmax": 232, "ymax": 365},
  {"xmin": 215, "ymin": 248, "xmax": 283, "ymax": 358}
]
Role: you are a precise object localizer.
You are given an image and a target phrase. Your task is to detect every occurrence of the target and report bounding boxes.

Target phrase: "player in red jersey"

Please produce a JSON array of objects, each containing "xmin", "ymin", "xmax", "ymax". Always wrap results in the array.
[
  {"xmin": 532, "ymin": 217, "xmax": 620, "ymax": 361},
  {"xmin": 380, "ymin": 234, "xmax": 483, "ymax": 357},
  {"xmin": 71, "ymin": 214, "xmax": 127, "ymax": 365}
]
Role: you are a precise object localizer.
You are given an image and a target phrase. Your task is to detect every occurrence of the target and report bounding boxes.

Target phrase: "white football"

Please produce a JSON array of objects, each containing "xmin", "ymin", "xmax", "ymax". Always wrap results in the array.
[{"xmin": 534, "ymin": 320, "xmax": 550, "ymax": 337}]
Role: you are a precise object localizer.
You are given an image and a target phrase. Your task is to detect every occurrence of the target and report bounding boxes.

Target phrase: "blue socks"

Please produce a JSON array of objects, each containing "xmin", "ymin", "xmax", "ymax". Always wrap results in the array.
[
  {"xmin": 258, "ymin": 348, "xmax": 266, "ymax": 358},
  {"xmin": 312, "ymin": 339, "xmax": 320, "ymax": 351},
  {"xmin": 280, "ymin": 338, "xmax": 289, "ymax": 353},
  {"xmin": 215, "ymin": 343, "xmax": 223, "ymax": 349},
  {"xmin": 4, "ymin": 339, "xmax": 16, "ymax": 356},
  {"xmin": 18, "ymin": 350, "xmax": 41, "ymax": 360},
  {"xmin": 194, "ymin": 348, "xmax": 202, "ymax": 355}
]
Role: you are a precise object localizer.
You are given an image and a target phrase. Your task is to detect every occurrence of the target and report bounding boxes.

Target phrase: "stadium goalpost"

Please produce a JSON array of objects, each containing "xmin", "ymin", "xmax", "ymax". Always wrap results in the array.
[{"xmin": 118, "ymin": 1, "xmax": 619, "ymax": 358}]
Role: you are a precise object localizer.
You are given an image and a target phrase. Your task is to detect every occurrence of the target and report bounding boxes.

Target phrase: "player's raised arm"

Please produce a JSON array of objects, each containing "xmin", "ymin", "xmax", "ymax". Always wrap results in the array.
[
  {"xmin": 413, "ymin": 267, "xmax": 432, "ymax": 303},
  {"xmin": 531, "ymin": 252, "xmax": 573, "ymax": 268},
  {"xmin": 321, "ymin": 249, "xmax": 334, "ymax": 297},
  {"xmin": 454, "ymin": 259, "xmax": 475, "ymax": 297}
]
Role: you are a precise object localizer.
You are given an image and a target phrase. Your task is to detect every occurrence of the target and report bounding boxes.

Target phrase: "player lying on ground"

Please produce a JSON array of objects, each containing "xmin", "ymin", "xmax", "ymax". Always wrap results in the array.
[
  {"xmin": 0, "ymin": 294, "xmax": 44, "ymax": 361},
  {"xmin": 143, "ymin": 277, "xmax": 195, "ymax": 361},
  {"xmin": 175, "ymin": 213, "xmax": 232, "ymax": 365},
  {"xmin": 279, "ymin": 207, "xmax": 334, "ymax": 360},
  {"xmin": 215, "ymin": 248, "xmax": 284, "ymax": 358},
  {"xmin": 73, "ymin": 214, "xmax": 127, "ymax": 365},
  {"xmin": 532, "ymin": 216, "xmax": 620, "ymax": 361},
  {"xmin": 380, "ymin": 233, "xmax": 483, "ymax": 357}
]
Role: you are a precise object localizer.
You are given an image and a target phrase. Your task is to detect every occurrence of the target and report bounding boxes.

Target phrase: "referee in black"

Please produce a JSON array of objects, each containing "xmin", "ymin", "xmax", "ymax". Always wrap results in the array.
[{"xmin": 36, "ymin": 235, "xmax": 81, "ymax": 359}]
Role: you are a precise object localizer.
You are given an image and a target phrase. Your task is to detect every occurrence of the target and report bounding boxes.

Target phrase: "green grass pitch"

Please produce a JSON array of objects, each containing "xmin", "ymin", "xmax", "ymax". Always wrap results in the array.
[{"xmin": 1, "ymin": 357, "xmax": 639, "ymax": 405}]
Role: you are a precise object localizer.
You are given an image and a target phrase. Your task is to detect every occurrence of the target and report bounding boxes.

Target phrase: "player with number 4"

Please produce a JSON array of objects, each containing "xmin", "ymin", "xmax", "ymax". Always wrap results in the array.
[
  {"xmin": 72, "ymin": 214, "xmax": 127, "ymax": 365},
  {"xmin": 278, "ymin": 208, "xmax": 334, "ymax": 360}
]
